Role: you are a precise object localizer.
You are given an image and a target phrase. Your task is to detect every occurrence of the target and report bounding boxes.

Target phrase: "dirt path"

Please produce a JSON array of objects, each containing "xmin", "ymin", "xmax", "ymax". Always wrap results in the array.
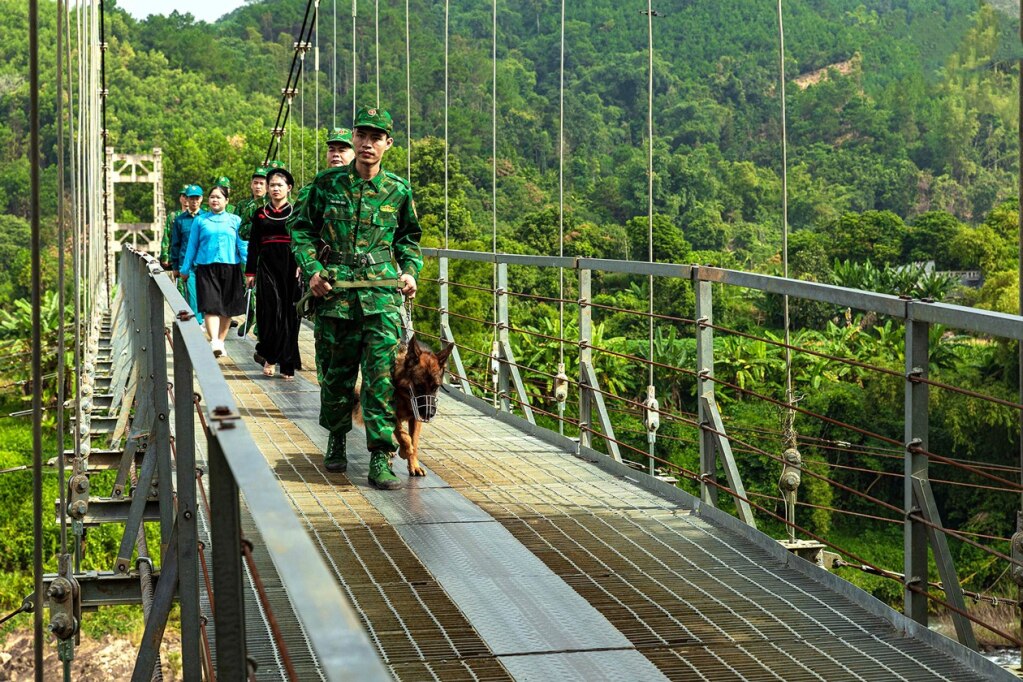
[{"xmin": 1, "ymin": 629, "xmax": 182, "ymax": 681}]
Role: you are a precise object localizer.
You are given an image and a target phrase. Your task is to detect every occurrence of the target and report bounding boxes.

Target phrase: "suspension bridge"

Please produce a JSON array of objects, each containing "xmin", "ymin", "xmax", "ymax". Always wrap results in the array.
[{"xmin": 12, "ymin": 0, "xmax": 1023, "ymax": 680}]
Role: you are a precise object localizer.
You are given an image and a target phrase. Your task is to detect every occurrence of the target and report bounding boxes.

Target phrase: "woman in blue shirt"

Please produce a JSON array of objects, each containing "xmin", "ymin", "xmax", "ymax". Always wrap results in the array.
[{"xmin": 180, "ymin": 185, "xmax": 248, "ymax": 358}]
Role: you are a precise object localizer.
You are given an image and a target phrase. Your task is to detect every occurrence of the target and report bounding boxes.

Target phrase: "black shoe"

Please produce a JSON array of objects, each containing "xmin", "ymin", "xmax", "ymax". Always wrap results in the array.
[
  {"xmin": 324, "ymin": 433, "xmax": 348, "ymax": 473},
  {"xmin": 230, "ymin": 319, "xmax": 239, "ymax": 328}
]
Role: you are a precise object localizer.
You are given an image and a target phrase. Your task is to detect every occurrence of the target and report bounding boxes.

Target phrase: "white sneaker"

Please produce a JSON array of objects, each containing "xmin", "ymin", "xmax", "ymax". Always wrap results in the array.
[{"xmin": 211, "ymin": 339, "xmax": 224, "ymax": 358}]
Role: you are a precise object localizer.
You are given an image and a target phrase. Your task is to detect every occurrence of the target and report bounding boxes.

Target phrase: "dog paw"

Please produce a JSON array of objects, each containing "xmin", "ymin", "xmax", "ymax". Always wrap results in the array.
[{"xmin": 408, "ymin": 460, "xmax": 427, "ymax": 477}]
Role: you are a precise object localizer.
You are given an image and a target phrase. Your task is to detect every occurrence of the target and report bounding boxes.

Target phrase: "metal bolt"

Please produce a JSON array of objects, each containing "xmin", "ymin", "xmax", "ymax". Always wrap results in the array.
[
  {"xmin": 183, "ymin": 510, "xmax": 192, "ymax": 521},
  {"xmin": 70, "ymin": 500, "xmax": 87, "ymax": 518},
  {"xmin": 47, "ymin": 578, "xmax": 70, "ymax": 602},
  {"xmin": 49, "ymin": 613, "xmax": 76, "ymax": 640}
]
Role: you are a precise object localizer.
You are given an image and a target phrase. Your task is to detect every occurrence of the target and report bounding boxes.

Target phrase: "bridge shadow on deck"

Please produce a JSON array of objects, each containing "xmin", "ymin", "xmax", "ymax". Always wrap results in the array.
[{"xmin": 218, "ymin": 331, "xmax": 1010, "ymax": 682}]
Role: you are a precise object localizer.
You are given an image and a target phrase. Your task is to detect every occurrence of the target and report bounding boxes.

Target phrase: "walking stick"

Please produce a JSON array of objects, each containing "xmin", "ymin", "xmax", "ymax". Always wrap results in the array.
[{"xmin": 239, "ymin": 286, "xmax": 254, "ymax": 337}]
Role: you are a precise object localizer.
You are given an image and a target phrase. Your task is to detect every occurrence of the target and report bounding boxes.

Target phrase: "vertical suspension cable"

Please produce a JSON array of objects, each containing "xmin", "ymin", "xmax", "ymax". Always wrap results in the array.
[
  {"xmin": 558, "ymin": 0, "xmax": 565, "ymax": 368},
  {"xmin": 67, "ymin": 0, "xmax": 82, "ymax": 572},
  {"xmin": 777, "ymin": 0, "xmax": 795, "ymax": 446},
  {"xmin": 491, "ymin": 0, "xmax": 497, "ymax": 253},
  {"xmin": 333, "ymin": 0, "xmax": 337, "ymax": 127},
  {"xmin": 300, "ymin": 47, "xmax": 306, "ymax": 185},
  {"xmin": 646, "ymin": 0, "xmax": 654, "ymax": 386},
  {"xmin": 556, "ymin": 0, "xmax": 569, "ymax": 435},
  {"xmin": 643, "ymin": 1, "xmax": 661, "ymax": 476},
  {"xmin": 374, "ymin": 0, "xmax": 380, "ymax": 106},
  {"xmin": 56, "ymin": 0, "xmax": 68, "ymax": 559},
  {"xmin": 444, "ymin": 0, "xmax": 449, "ymax": 249},
  {"xmin": 1017, "ymin": 0, "xmax": 1023, "ymax": 663},
  {"xmin": 100, "ymin": 0, "xmax": 108, "ymax": 305},
  {"xmin": 491, "ymin": 0, "xmax": 498, "ymax": 335},
  {"xmin": 28, "ymin": 0, "xmax": 43, "ymax": 675},
  {"xmin": 315, "ymin": 0, "xmax": 320, "ymax": 174},
  {"xmin": 405, "ymin": 0, "xmax": 411, "ymax": 180},
  {"xmin": 351, "ymin": 0, "xmax": 357, "ymax": 119},
  {"xmin": 76, "ymin": 0, "xmax": 86, "ymax": 325}
]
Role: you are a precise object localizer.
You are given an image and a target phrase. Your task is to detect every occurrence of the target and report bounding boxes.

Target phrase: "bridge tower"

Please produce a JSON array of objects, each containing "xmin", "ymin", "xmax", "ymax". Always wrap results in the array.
[{"xmin": 103, "ymin": 147, "xmax": 165, "ymax": 276}]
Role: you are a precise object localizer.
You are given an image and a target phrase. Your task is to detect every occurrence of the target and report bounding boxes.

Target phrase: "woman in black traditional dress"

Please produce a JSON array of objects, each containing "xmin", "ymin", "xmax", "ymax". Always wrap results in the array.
[{"xmin": 244, "ymin": 168, "xmax": 303, "ymax": 380}]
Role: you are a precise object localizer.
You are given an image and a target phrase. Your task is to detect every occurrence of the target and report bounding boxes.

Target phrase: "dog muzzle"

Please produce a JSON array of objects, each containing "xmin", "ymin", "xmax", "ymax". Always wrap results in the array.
[{"xmin": 408, "ymin": 388, "xmax": 438, "ymax": 422}]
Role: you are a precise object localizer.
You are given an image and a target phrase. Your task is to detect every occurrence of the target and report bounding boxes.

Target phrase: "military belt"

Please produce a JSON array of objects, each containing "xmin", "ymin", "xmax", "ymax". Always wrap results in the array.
[
  {"xmin": 295, "ymin": 275, "xmax": 403, "ymax": 319},
  {"xmin": 326, "ymin": 247, "xmax": 393, "ymax": 268}
]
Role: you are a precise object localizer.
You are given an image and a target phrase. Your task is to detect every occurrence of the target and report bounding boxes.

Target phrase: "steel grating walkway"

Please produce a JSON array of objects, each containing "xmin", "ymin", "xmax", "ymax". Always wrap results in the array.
[{"xmin": 207, "ymin": 326, "xmax": 1011, "ymax": 682}]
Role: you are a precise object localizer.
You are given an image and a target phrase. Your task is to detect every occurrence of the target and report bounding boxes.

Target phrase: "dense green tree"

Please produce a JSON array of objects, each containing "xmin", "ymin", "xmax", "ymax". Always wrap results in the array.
[{"xmin": 822, "ymin": 210, "xmax": 906, "ymax": 266}]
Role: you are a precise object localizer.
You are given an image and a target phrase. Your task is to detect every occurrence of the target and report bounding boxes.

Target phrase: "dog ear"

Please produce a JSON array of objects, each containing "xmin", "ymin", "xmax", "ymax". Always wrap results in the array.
[
  {"xmin": 406, "ymin": 339, "xmax": 421, "ymax": 362},
  {"xmin": 436, "ymin": 342, "xmax": 454, "ymax": 367}
]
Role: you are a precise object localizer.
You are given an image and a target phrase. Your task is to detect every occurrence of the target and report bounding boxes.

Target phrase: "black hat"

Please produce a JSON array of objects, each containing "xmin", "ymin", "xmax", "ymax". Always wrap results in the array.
[{"xmin": 266, "ymin": 167, "xmax": 295, "ymax": 188}]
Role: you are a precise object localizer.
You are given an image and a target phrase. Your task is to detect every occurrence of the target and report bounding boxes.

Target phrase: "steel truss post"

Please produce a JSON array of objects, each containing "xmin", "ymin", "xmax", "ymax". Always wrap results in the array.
[
  {"xmin": 149, "ymin": 272, "xmax": 173, "ymax": 553},
  {"xmin": 173, "ymin": 324, "xmax": 202, "ymax": 681},
  {"xmin": 130, "ymin": 524, "xmax": 179, "ymax": 682},
  {"xmin": 904, "ymin": 309, "xmax": 976, "ymax": 649},
  {"xmin": 699, "ymin": 395, "xmax": 756, "ymax": 528},
  {"xmin": 496, "ymin": 263, "xmax": 535, "ymax": 424},
  {"xmin": 208, "ymin": 432, "xmax": 248, "ymax": 677},
  {"xmin": 911, "ymin": 476, "xmax": 978, "ymax": 650},
  {"xmin": 695, "ymin": 273, "xmax": 717, "ymax": 506},
  {"xmin": 438, "ymin": 256, "xmax": 472, "ymax": 395},
  {"xmin": 577, "ymin": 268, "xmax": 621, "ymax": 461},
  {"xmin": 113, "ymin": 269, "xmax": 159, "ymax": 574},
  {"xmin": 904, "ymin": 314, "xmax": 929, "ymax": 623}
]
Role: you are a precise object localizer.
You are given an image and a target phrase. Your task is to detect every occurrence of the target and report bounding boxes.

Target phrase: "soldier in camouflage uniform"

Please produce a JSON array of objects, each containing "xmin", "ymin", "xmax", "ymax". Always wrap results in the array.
[
  {"xmin": 289, "ymin": 107, "xmax": 421, "ymax": 489},
  {"xmin": 294, "ymin": 128, "xmax": 355, "ymax": 209},
  {"xmin": 160, "ymin": 184, "xmax": 189, "ymax": 268},
  {"xmin": 238, "ymin": 166, "xmax": 269, "ymax": 240}
]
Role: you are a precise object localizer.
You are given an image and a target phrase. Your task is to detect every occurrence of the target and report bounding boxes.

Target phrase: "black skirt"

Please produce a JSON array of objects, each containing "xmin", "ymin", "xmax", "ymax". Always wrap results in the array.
[
  {"xmin": 195, "ymin": 263, "xmax": 247, "ymax": 317},
  {"xmin": 254, "ymin": 243, "xmax": 303, "ymax": 374}
]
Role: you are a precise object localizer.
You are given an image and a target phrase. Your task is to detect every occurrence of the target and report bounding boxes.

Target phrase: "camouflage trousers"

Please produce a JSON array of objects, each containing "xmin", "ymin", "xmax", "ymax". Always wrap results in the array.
[
  {"xmin": 177, "ymin": 274, "xmax": 203, "ymax": 325},
  {"xmin": 314, "ymin": 301, "xmax": 400, "ymax": 453}
]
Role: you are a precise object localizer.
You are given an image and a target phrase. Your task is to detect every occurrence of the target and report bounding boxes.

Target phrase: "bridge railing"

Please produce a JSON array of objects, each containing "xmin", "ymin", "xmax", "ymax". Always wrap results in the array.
[
  {"xmin": 52, "ymin": 245, "xmax": 389, "ymax": 681},
  {"xmin": 418, "ymin": 247, "xmax": 1023, "ymax": 652}
]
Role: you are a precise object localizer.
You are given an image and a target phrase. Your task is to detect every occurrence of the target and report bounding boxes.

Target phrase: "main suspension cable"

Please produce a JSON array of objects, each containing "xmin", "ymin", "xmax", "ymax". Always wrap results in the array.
[{"xmin": 405, "ymin": 0, "xmax": 411, "ymax": 180}]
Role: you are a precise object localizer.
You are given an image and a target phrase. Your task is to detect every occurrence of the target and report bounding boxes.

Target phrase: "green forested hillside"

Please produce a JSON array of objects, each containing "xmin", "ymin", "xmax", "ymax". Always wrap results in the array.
[{"xmin": 3, "ymin": 0, "xmax": 1023, "ymax": 626}]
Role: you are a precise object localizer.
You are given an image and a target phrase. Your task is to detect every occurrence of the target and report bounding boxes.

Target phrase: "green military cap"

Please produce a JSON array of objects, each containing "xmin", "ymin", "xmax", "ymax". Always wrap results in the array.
[
  {"xmin": 185, "ymin": 184, "xmax": 203, "ymax": 197},
  {"xmin": 326, "ymin": 127, "xmax": 354, "ymax": 146},
  {"xmin": 178, "ymin": 184, "xmax": 190, "ymax": 195},
  {"xmin": 252, "ymin": 166, "xmax": 269, "ymax": 178},
  {"xmin": 353, "ymin": 106, "xmax": 393, "ymax": 136},
  {"xmin": 268, "ymin": 159, "xmax": 288, "ymax": 171},
  {"xmin": 214, "ymin": 175, "xmax": 232, "ymax": 189}
]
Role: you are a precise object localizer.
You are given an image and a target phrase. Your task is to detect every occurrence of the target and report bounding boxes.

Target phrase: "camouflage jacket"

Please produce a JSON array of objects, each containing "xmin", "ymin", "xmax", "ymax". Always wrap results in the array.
[
  {"xmin": 288, "ymin": 163, "xmax": 423, "ymax": 319},
  {"xmin": 159, "ymin": 210, "xmax": 180, "ymax": 266},
  {"xmin": 236, "ymin": 196, "xmax": 268, "ymax": 241}
]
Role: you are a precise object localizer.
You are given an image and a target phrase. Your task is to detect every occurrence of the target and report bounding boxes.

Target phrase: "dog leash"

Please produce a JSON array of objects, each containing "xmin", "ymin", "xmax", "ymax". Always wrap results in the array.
[{"xmin": 399, "ymin": 297, "xmax": 415, "ymax": 346}]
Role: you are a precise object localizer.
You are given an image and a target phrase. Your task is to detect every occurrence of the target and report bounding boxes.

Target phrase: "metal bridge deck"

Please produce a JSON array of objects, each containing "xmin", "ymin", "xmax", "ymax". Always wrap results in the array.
[{"xmin": 207, "ymin": 328, "xmax": 1008, "ymax": 681}]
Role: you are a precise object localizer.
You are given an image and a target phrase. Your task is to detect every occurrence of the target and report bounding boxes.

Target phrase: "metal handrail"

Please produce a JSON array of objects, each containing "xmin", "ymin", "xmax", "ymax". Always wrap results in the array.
[
  {"xmin": 122, "ymin": 245, "xmax": 389, "ymax": 681},
  {"xmin": 423, "ymin": 248, "xmax": 1023, "ymax": 340},
  {"xmin": 423, "ymin": 247, "xmax": 1023, "ymax": 654}
]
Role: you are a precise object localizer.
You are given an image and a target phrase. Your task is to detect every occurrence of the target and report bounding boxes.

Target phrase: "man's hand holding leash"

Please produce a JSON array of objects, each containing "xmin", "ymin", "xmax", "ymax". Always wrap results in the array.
[
  {"xmin": 399, "ymin": 273, "xmax": 417, "ymax": 299},
  {"xmin": 309, "ymin": 270, "xmax": 334, "ymax": 297}
]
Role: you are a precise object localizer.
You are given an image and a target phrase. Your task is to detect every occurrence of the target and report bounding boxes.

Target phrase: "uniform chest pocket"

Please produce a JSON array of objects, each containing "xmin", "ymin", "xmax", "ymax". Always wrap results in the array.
[
  {"xmin": 372, "ymin": 209, "xmax": 398, "ymax": 231},
  {"xmin": 324, "ymin": 203, "xmax": 353, "ymax": 221}
]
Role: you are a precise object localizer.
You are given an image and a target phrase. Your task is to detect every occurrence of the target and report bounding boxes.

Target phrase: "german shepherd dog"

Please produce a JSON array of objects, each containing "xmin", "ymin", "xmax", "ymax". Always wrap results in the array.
[{"xmin": 355, "ymin": 335, "xmax": 453, "ymax": 476}]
